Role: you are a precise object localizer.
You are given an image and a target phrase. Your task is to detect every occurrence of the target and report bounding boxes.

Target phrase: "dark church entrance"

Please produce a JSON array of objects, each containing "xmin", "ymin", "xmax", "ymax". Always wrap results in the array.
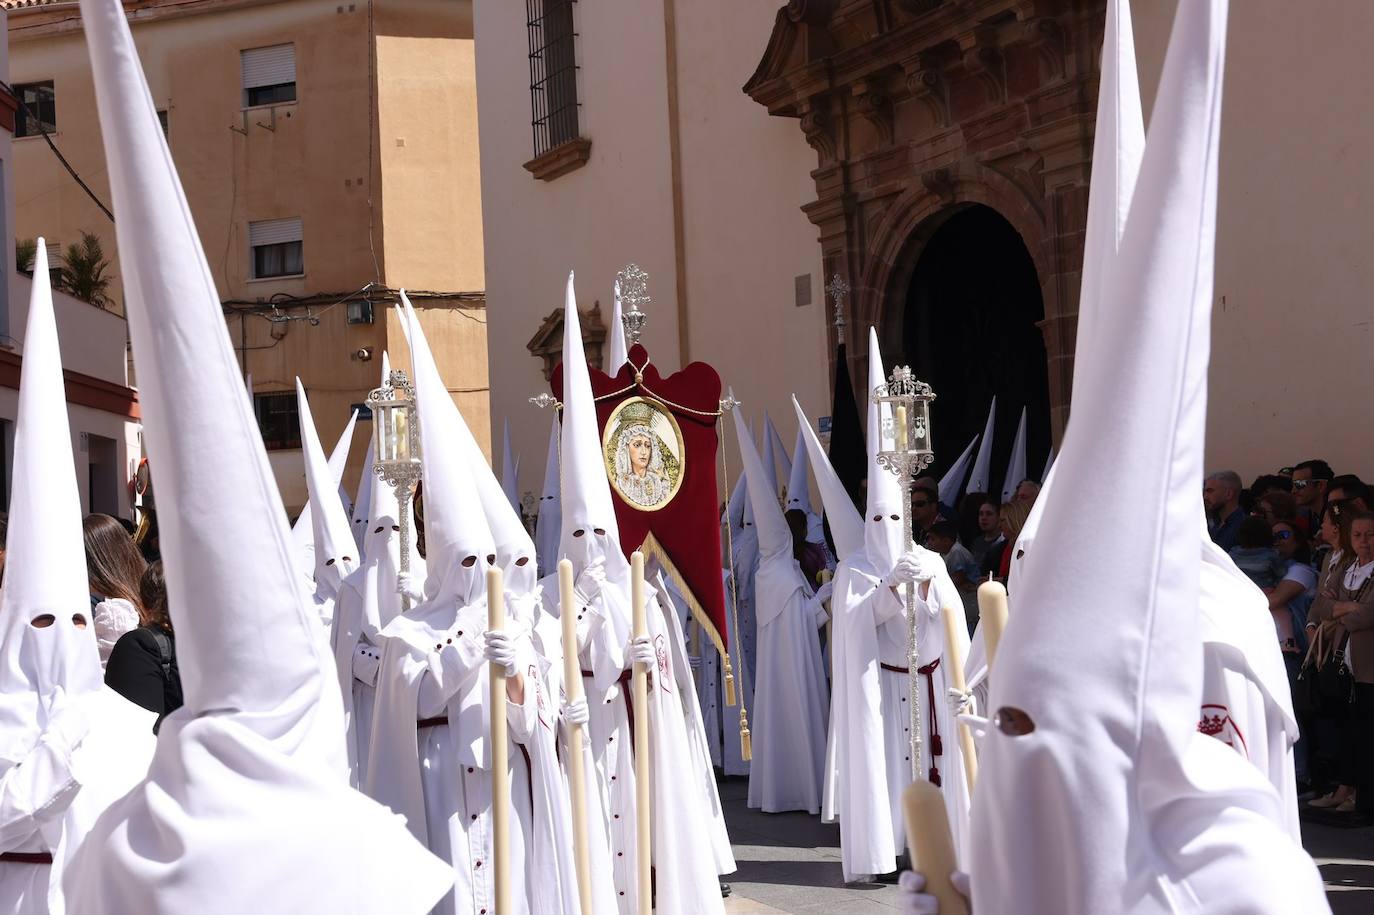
[{"xmin": 900, "ymin": 204, "xmax": 1051, "ymax": 501}]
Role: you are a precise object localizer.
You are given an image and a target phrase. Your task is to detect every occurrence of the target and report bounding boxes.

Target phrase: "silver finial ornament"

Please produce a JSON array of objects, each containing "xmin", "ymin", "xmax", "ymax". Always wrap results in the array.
[
  {"xmin": 529, "ymin": 392, "xmax": 560, "ymax": 411},
  {"xmin": 616, "ymin": 263, "xmax": 650, "ymax": 345},
  {"xmin": 368, "ymin": 369, "xmax": 423, "ymax": 612},
  {"xmin": 826, "ymin": 273, "xmax": 850, "ymax": 345},
  {"xmin": 719, "ymin": 393, "xmax": 741, "ymax": 413}
]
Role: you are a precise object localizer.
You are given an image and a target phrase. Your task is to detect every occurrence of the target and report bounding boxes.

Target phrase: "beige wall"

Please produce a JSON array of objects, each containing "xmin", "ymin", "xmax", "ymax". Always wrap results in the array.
[
  {"xmin": 1130, "ymin": 0, "xmax": 1373, "ymax": 480},
  {"xmin": 10, "ymin": 0, "xmax": 488, "ymax": 502},
  {"xmin": 475, "ymin": 0, "xmax": 823, "ymax": 504}
]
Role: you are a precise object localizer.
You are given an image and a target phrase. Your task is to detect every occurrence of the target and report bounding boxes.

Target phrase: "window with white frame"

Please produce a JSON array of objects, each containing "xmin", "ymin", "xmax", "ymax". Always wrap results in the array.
[
  {"xmin": 241, "ymin": 44, "xmax": 297, "ymax": 108},
  {"xmin": 248, "ymin": 217, "xmax": 303, "ymax": 279}
]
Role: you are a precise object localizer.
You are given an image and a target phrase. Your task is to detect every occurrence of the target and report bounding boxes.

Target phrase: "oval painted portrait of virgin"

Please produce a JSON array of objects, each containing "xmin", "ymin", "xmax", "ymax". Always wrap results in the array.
[{"xmin": 602, "ymin": 397, "xmax": 685, "ymax": 512}]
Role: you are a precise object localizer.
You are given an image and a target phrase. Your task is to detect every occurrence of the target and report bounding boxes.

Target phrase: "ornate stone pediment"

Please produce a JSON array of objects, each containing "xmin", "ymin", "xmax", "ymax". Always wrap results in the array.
[{"xmin": 527, "ymin": 302, "xmax": 607, "ymax": 381}]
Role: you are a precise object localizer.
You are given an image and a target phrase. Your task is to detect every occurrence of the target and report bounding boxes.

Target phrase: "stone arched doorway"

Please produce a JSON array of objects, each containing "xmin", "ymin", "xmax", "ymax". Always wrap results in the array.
[{"xmin": 898, "ymin": 204, "xmax": 1050, "ymax": 495}]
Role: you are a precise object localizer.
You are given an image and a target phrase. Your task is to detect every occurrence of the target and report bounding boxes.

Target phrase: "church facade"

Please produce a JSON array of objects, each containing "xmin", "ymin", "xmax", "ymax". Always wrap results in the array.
[{"xmin": 478, "ymin": 0, "xmax": 1374, "ymax": 501}]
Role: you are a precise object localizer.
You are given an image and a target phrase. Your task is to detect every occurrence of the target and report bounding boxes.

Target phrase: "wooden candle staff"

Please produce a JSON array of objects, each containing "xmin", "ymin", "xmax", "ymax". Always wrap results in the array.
[
  {"xmin": 487, "ymin": 567, "xmax": 511, "ymax": 915},
  {"xmin": 977, "ymin": 581, "xmax": 1010, "ymax": 670},
  {"xmin": 558, "ymin": 560, "xmax": 593, "ymax": 915},
  {"xmin": 940, "ymin": 605, "xmax": 979, "ymax": 794},
  {"xmin": 902, "ymin": 780, "xmax": 970, "ymax": 915},
  {"xmin": 630, "ymin": 551, "xmax": 652, "ymax": 915}
]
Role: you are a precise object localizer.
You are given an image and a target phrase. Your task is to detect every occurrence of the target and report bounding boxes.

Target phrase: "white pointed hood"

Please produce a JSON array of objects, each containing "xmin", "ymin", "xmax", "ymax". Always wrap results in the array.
[
  {"xmin": 792, "ymin": 396, "xmax": 863, "ymax": 561},
  {"xmin": 863, "ymin": 328, "xmax": 904, "ymax": 575},
  {"xmin": 608, "ymin": 277, "xmax": 629, "ymax": 372},
  {"xmin": 398, "ymin": 299, "xmax": 495, "ymax": 615},
  {"xmin": 765, "ymin": 413, "xmax": 791, "ymax": 499},
  {"xmin": 297, "ymin": 381, "xmax": 360, "ymax": 600},
  {"xmin": 501, "ymin": 419, "xmax": 521, "ymax": 514},
  {"xmin": 999, "ymin": 407, "xmax": 1028, "ymax": 503},
  {"xmin": 784, "ymin": 424, "xmax": 813, "ymax": 516},
  {"xmin": 342, "ymin": 444, "xmax": 419, "ymax": 634},
  {"xmin": 69, "ymin": 2, "xmax": 451, "ymax": 908},
  {"xmin": 760, "ymin": 415, "xmax": 781, "ymax": 503},
  {"xmin": 1008, "ymin": 0, "xmax": 1144, "ymax": 596},
  {"xmin": 291, "ymin": 410, "xmax": 358, "ymax": 578},
  {"xmin": 559, "ymin": 272, "xmax": 630, "ymax": 582},
  {"xmin": 938, "ymin": 434, "xmax": 979, "ymax": 509},
  {"xmin": 0, "ymin": 239, "xmax": 103, "ymax": 763},
  {"xmin": 404, "ymin": 296, "xmax": 537, "ymax": 598},
  {"xmin": 972, "ymin": 2, "xmax": 1239, "ymax": 910},
  {"xmin": 732, "ymin": 409, "xmax": 790, "ymax": 563},
  {"xmin": 534, "ymin": 414, "xmax": 562, "ymax": 579},
  {"xmin": 965, "ymin": 396, "xmax": 996, "ymax": 495}
]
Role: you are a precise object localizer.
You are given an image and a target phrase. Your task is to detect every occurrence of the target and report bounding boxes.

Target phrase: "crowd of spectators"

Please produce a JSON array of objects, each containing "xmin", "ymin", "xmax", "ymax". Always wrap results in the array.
[{"xmin": 1205, "ymin": 460, "xmax": 1374, "ymax": 819}]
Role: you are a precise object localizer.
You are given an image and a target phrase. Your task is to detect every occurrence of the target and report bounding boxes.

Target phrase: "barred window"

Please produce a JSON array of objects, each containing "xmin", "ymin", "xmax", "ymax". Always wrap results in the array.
[
  {"xmin": 254, "ymin": 392, "xmax": 301, "ymax": 451},
  {"xmin": 526, "ymin": 0, "xmax": 581, "ymax": 158}
]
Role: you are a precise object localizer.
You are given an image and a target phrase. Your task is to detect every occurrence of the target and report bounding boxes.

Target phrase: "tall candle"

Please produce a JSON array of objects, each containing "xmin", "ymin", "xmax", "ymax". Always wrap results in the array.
[
  {"xmin": 903, "ymin": 780, "xmax": 969, "ymax": 915},
  {"xmin": 630, "ymin": 551, "xmax": 651, "ymax": 915},
  {"xmin": 941, "ymin": 604, "xmax": 979, "ymax": 794},
  {"xmin": 977, "ymin": 581, "xmax": 1010, "ymax": 670},
  {"xmin": 558, "ymin": 560, "xmax": 593, "ymax": 915},
  {"xmin": 487, "ymin": 567, "xmax": 510, "ymax": 915},
  {"xmin": 894, "ymin": 403, "xmax": 909, "ymax": 450}
]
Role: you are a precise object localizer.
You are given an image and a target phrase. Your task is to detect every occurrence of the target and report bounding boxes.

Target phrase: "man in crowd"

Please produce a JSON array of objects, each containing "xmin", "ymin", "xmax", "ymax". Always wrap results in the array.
[
  {"xmin": 1204, "ymin": 470, "xmax": 1246, "ymax": 551},
  {"xmin": 1292, "ymin": 459, "xmax": 1334, "ymax": 532},
  {"xmin": 1328, "ymin": 474, "xmax": 1368, "ymax": 511},
  {"xmin": 1013, "ymin": 480, "xmax": 1042, "ymax": 503}
]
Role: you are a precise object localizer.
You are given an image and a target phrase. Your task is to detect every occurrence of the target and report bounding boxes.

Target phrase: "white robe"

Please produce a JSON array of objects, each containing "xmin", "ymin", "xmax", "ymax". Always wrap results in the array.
[
  {"xmin": 746, "ymin": 553, "xmax": 829, "ymax": 814},
  {"xmin": 824, "ymin": 556, "xmax": 971, "ymax": 880},
  {"xmin": 697, "ymin": 570, "xmax": 750, "ymax": 777},
  {"xmin": 0, "ymin": 688, "xmax": 154, "ymax": 915},
  {"xmin": 368, "ymin": 599, "xmax": 543, "ymax": 915},
  {"xmin": 1198, "ymin": 557, "xmax": 1302, "ymax": 842}
]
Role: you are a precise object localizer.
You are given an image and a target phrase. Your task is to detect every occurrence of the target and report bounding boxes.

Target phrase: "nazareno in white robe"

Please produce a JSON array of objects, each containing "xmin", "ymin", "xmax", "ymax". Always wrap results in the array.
[
  {"xmin": 1197, "ymin": 543, "xmax": 1303, "ymax": 842},
  {"xmin": 746, "ymin": 552, "xmax": 829, "ymax": 815},
  {"xmin": 0, "ymin": 689, "xmax": 154, "ymax": 915},
  {"xmin": 823, "ymin": 552, "xmax": 971, "ymax": 880},
  {"xmin": 368, "ymin": 594, "xmax": 541, "ymax": 915}
]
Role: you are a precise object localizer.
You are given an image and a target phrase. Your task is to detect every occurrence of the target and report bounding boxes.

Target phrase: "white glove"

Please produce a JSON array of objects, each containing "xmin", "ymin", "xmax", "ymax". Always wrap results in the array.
[
  {"xmin": 814, "ymin": 580, "xmax": 835, "ymax": 606},
  {"xmin": 888, "ymin": 552, "xmax": 922, "ymax": 587},
  {"xmin": 44, "ymin": 698, "xmax": 91, "ymax": 753},
  {"xmin": 396, "ymin": 572, "xmax": 425, "ymax": 603},
  {"xmin": 561, "ymin": 696, "xmax": 589, "ymax": 727},
  {"xmin": 897, "ymin": 870, "xmax": 972, "ymax": 914},
  {"xmin": 947, "ymin": 686, "xmax": 976, "ymax": 720},
  {"xmin": 628, "ymin": 635, "xmax": 655, "ymax": 668},
  {"xmin": 484, "ymin": 630, "xmax": 518, "ymax": 678},
  {"xmin": 573, "ymin": 562, "xmax": 607, "ymax": 606}
]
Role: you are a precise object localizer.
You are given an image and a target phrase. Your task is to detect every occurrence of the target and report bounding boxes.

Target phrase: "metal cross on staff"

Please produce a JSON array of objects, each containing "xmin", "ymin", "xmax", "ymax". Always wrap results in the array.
[
  {"xmin": 872, "ymin": 365, "xmax": 936, "ymax": 781},
  {"xmin": 825, "ymin": 273, "xmax": 850, "ymax": 345},
  {"xmin": 616, "ymin": 263, "xmax": 651, "ymax": 345}
]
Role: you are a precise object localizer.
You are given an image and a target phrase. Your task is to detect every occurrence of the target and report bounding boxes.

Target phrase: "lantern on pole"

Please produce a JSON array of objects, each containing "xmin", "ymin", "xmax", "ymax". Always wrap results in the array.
[
  {"xmin": 872, "ymin": 364, "xmax": 936, "ymax": 779},
  {"xmin": 368, "ymin": 369, "xmax": 422, "ymax": 611}
]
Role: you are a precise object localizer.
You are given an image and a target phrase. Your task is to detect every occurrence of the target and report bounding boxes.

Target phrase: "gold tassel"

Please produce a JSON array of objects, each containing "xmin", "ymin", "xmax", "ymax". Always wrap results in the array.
[
  {"xmin": 723, "ymin": 654, "xmax": 737, "ymax": 707},
  {"xmin": 739, "ymin": 707, "xmax": 752, "ymax": 761}
]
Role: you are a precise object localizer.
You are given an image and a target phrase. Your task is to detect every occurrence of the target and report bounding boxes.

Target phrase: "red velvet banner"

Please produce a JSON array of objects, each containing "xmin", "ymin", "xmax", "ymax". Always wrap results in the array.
[{"xmin": 551, "ymin": 344, "xmax": 729, "ymax": 652}]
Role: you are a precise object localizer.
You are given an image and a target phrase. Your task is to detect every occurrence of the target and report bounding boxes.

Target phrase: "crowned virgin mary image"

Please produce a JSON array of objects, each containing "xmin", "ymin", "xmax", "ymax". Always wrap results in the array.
[{"xmin": 604, "ymin": 398, "xmax": 683, "ymax": 510}]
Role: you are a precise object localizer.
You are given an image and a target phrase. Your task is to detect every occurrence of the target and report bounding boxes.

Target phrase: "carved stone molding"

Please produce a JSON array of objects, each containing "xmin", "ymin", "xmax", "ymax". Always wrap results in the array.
[
  {"xmin": 852, "ymin": 79, "xmax": 895, "ymax": 147},
  {"xmin": 905, "ymin": 62, "xmax": 950, "ymax": 128},
  {"xmin": 920, "ymin": 167, "xmax": 956, "ymax": 203},
  {"xmin": 785, "ymin": 0, "xmax": 838, "ymax": 24},
  {"xmin": 958, "ymin": 27, "xmax": 1006, "ymax": 104},
  {"xmin": 1022, "ymin": 16, "xmax": 1066, "ymax": 81},
  {"xmin": 522, "ymin": 137, "xmax": 593, "ymax": 182},
  {"xmin": 799, "ymin": 97, "xmax": 838, "ymax": 163}
]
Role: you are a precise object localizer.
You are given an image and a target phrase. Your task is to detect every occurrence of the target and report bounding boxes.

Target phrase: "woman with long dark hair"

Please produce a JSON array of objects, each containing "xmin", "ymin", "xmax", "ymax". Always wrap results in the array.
[
  {"xmin": 83, "ymin": 513, "xmax": 146, "ymax": 666},
  {"xmin": 105, "ymin": 560, "xmax": 182, "ymax": 727}
]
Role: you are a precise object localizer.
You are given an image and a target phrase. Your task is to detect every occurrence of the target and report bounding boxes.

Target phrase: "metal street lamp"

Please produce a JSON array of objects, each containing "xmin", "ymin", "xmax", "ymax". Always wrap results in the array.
[{"xmin": 368, "ymin": 369, "xmax": 422, "ymax": 611}]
